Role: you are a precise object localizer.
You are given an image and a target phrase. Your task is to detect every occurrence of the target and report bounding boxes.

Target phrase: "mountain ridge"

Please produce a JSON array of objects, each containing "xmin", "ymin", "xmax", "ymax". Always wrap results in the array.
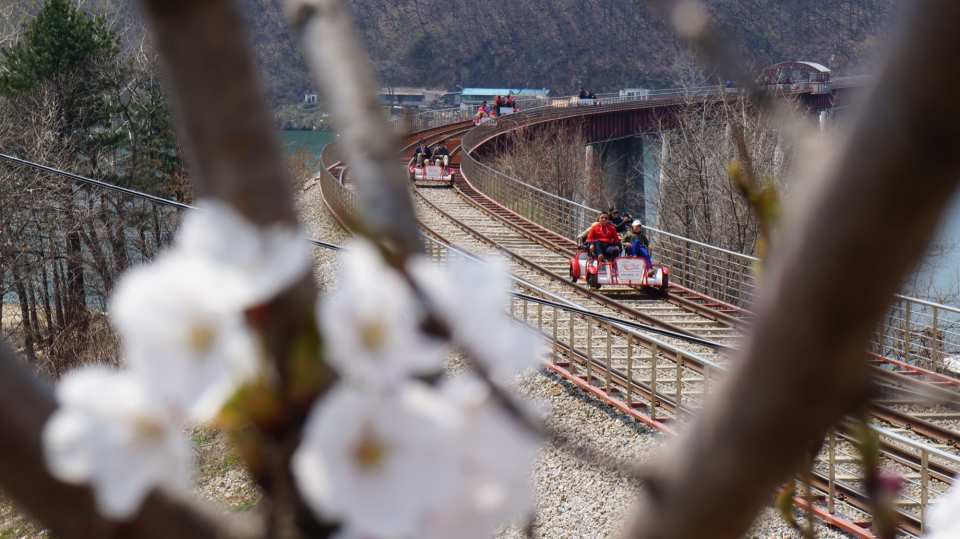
[{"xmin": 239, "ymin": 0, "xmax": 894, "ymax": 106}]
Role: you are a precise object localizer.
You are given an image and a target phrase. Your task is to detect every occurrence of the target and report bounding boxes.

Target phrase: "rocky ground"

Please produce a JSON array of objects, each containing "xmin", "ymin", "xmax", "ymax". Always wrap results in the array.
[{"xmin": 0, "ymin": 183, "xmax": 851, "ymax": 538}]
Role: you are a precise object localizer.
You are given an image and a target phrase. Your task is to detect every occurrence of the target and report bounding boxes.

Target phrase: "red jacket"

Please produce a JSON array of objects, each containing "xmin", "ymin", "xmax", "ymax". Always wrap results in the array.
[{"xmin": 586, "ymin": 222, "xmax": 620, "ymax": 244}]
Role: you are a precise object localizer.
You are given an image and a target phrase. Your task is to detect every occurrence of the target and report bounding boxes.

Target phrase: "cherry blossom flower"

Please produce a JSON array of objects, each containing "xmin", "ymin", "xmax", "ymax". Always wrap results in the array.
[
  {"xmin": 420, "ymin": 375, "xmax": 540, "ymax": 539},
  {"xmin": 318, "ymin": 240, "xmax": 446, "ymax": 387},
  {"xmin": 926, "ymin": 480, "xmax": 960, "ymax": 538},
  {"xmin": 175, "ymin": 199, "xmax": 313, "ymax": 308},
  {"xmin": 109, "ymin": 255, "xmax": 261, "ymax": 423},
  {"xmin": 292, "ymin": 382, "xmax": 462, "ymax": 538},
  {"xmin": 411, "ymin": 255, "xmax": 545, "ymax": 383},
  {"xmin": 43, "ymin": 366, "xmax": 192, "ymax": 520}
]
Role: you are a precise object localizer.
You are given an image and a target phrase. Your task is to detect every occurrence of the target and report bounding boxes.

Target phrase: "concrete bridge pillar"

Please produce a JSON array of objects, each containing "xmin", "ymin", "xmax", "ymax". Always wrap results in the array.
[{"xmin": 590, "ymin": 136, "xmax": 645, "ymax": 219}]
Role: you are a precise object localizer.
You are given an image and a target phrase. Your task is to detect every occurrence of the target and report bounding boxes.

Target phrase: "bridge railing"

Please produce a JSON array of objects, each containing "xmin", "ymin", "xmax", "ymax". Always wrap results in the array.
[
  {"xmin": 317, "ymin": 143, "xmax": 357, "ymax": 218},
  {"xmin": 462, "ymin": 147, "xmax": 960, "ymax": 370},
  {"xmin": 458, "ymin": 102, "xmax": 960, "ymax": 372},
  {"xmin": 389, "ymin": 107, "xmax": 476, "ymax": 134},
  {"xmin": 877, "ymin": 295, "xmax": 960, "ymax": 373},
  {"xmin": 459, "ymin": 152, "xmax": 759, "ymax": 306}
]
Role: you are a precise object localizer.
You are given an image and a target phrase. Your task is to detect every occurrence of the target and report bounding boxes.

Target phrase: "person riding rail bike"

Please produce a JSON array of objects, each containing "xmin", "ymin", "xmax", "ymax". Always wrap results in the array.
[
  {"xmin": 622, "ymin": 219, "xmax": 653, "ymax": 268},
  {"xmin": 414, "ymin": 140, "xmax": 432, "ymax": 166},
  {"xmin": 584, "ymin": 212, "xmax": 622, "ymax": 260},
  {"xmin": 433, "ymin": 141, "xmax": 451, "ymax": 167}
]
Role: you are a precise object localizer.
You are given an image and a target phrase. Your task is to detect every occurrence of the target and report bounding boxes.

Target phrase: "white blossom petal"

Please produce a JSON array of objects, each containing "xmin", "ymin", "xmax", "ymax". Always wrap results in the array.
[
  {"xmin": 293, "ymin": 382, "xmax": 462, "ymax": 538},
  {"xmin": 43, "ymin": 366, "xmax": 192, "ymax": 520},
  {"xmin": 927, "ymin": 481, "xmax": 960, "ymax": 538},
  {"xmin": 176, "ymin": 199, "xmax": 312, "ymax": 307},
  {"xmin": 43, "ymin": 410, "xmax": 95, "ymax": 483},
  {"xmin": 421, "ymin": 375, "xmax": 540, "ymax": 539},
  {"xmin": 411, "ymin": 255, "xmax": 545, "ymax": 383},
  {"xmin": 319, "ymin": 240, "xmax": 446, "ymax": 387},
  {"xmin": 110, "ymin": 256, "xmax": 260, "ymax": 423}
]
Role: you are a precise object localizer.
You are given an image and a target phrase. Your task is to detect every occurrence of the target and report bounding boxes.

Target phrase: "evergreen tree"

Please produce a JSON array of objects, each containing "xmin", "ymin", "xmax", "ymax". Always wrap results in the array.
[{"xmin": 0, "ymin": 0, "xmax": 120, "ymax": 159}]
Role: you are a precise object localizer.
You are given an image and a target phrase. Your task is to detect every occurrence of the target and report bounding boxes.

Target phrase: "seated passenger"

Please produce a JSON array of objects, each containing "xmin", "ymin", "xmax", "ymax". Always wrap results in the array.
[
  {"xmin": 585, "ymin": 212, "xmax": 622, "ymax": 260},
  {"xmin": 608, "ymin": 208, "xmax": 627, "ymax": 233},
  {"xmin": 433, "ymin": 142, "xmax": 451, "ymax": 166},
  {"xmin": 622, "ymin": 219, "xmax": 653, "ymax": 268},
  {"xmin": 577, "ymin": 221, "xmax": 598, "ymax": 246},
  {"xmin": 414, "ymin": 140, "xmax": 431, "ymax": 166},
  {"xmin": 618, "ymin": 212, "xmax": 633, "ymax": 234}
]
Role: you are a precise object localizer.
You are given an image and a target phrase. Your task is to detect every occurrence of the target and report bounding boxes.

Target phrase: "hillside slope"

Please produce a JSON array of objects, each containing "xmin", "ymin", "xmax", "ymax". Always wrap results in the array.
[{"xmin": 240, "ymin": 0, "xmax": 894, "ymax": 105}]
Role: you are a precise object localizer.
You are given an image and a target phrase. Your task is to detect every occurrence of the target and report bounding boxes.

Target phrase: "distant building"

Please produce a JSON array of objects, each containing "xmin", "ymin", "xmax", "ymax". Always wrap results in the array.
[
  {"xmin": 619, "ymin": 88, "xmax": 650, "ymax": 99},
  {"xmin": 758, "ymin": 61, "xmax": 831, "ymax": 94},
  {"xmin": 458, "ymin": 88, "xmax": 550, "ymax": 108},
  {"xmin": 304, "ymin": 93, "xmax": 318, "ymax": 106},
  {"xmin": 378, "ymin": 88, "xmax": 426, "ymax": 108},
  {"xmin": 377, "ymin": 87, "xmax": 450, "ymax": 109}
]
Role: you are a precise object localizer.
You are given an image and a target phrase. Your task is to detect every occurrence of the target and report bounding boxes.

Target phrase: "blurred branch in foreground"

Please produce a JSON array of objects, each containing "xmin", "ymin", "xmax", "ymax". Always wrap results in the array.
[
  {"xmin": 0, "ymin": 340, "xmax": 258, "ymax": 538},
  {"xmin": 286, "ymin": 0, "xmax": 422, "ymax": 262},
  {"xmin": 627, "ymin": 2, "xmax": 960, "ymax": 538}
]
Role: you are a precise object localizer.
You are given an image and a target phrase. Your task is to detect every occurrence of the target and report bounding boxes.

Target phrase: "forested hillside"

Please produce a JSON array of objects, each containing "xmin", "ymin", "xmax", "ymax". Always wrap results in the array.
[
  {"xmin": 239, "ymin": 0, "xmax": 894, "ymax": 105},
  {"xmin": 1, "ymin": 0, "xmax": 895, "ymax": 107}
]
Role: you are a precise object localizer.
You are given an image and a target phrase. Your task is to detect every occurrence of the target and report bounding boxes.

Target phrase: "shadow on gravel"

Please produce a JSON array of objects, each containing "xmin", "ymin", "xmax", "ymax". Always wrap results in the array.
[{"xmin": 537, "ymin": 367, "xmax": 663, "ymax": 438}]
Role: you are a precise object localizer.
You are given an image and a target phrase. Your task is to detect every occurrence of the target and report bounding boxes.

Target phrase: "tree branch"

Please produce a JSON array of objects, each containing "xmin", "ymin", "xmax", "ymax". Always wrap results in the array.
[
  {"xmin": 286, "ymin": 0, "xmax": 423, "ymax": 259},
  {"xmin": 138, "ymin": 0, "xmax": 297, "ymax": 228},
  {"xmin": 0, "ymin": 340, "xmax": 260, "ymax": 539},
  {"xmin": 137, "ymin": 1, "xmax": 336, "ymax": 535},
  {"xmin": 627, "ymin": 3, "xmax": 960, "ymax": 538}
]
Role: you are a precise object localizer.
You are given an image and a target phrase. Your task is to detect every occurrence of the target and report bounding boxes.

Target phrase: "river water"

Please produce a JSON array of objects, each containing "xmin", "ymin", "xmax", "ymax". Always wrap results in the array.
[{"xmin": 279, "ymin": 130, "xmax": 335, "ymax": 163}]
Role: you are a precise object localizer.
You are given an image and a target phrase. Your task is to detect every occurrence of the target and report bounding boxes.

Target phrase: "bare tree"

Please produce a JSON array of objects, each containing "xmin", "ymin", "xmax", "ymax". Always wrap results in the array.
[
  {"xmin": 491, "ymin": 123, "xmax": 600, "ymax": 206},
  {"xmin": 653, "ymin": 94, "xmax": 795, "ymax": 254}
]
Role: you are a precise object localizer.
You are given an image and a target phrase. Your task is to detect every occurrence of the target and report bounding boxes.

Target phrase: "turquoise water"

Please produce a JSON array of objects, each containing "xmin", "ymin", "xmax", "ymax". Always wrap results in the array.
[{"xmin": 279, "ymin": 130, "xmax": 335, "ymax": 162}]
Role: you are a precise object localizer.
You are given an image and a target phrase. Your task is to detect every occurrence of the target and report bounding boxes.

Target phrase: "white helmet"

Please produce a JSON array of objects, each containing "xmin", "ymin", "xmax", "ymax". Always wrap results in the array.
[{"xmin": 632, "ymin": 219, "xmax": 642, "ymax": 227}]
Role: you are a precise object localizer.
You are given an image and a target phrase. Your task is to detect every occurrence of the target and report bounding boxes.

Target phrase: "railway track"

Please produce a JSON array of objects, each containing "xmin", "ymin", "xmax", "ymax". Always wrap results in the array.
[
  {"xmin": 408, "ymin": 123, "xmax": 960, "ymax": 434},
  {"xmin": 318, "ymin": 119, "xmax": 960, "ymax": 537}
]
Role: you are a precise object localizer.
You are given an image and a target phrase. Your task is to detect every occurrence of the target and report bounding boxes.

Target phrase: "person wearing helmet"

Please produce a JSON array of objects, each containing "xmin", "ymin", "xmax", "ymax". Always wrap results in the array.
[{"xmin": 623, "ymin": 219, "xmax": 652, "ymax": 268}]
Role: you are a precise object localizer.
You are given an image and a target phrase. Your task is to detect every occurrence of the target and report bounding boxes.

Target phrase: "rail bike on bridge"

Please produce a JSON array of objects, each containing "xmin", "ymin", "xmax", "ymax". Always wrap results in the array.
[
  {"xmin": 409, "ymin": 153, "xmax": 456, "ymax": 188},
  {"xmin": 569, "ymin": 246, "xmax": 670, "ymax": 297}
]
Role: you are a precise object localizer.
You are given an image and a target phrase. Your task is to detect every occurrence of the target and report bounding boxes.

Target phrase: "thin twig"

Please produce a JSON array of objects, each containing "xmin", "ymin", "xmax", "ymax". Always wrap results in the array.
[{"xmin": 286, "ymin": 0, "xmax": 422, "ymax": 260}]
